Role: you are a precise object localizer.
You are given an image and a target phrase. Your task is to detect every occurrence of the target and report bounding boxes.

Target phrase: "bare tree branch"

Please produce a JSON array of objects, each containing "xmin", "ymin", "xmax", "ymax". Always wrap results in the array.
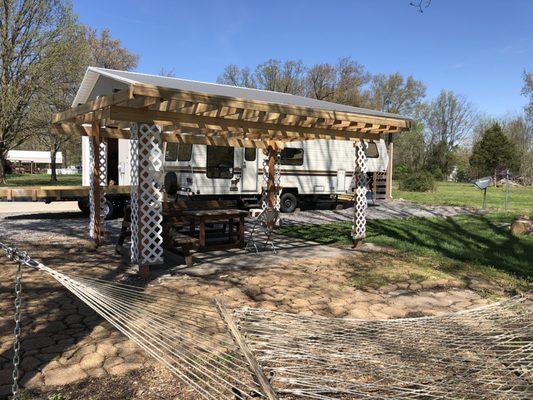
[{"xmin": 410, "ymin": 0, "xmax": 432, "ymax": 13}]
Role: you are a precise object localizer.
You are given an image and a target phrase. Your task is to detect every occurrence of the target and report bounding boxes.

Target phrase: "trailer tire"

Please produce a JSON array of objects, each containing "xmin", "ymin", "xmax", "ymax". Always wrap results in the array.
[
  {"xmin": 103, "ymin": 199, "xmax": 114, "ymax": 220},
  {"xmin": 280, "ymin": 192, "xmax": 298, "ymax": 213},
  {"xmin": 78, "ymin": 199, "xmax": 90, "ymax": 216}
]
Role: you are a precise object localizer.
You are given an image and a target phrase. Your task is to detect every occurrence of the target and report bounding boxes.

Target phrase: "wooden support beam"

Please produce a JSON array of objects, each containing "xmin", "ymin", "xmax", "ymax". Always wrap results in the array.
[
  {"xmin": 91, "ymin": 123, "xmax": 103, "ymax": 247},
  {"xmin": 386, "ymin": 140, "xmax": 394, "ymax": 200},
  {"xmin": 265, "ymin": 145, "xmax": 277, "ymax": 230}
]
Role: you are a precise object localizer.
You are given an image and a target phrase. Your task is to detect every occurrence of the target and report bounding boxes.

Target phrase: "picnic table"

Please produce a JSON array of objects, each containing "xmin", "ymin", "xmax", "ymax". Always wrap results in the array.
[{"xmin": 181, "ymin": 208, "xmax": 249, "ymax": 249}]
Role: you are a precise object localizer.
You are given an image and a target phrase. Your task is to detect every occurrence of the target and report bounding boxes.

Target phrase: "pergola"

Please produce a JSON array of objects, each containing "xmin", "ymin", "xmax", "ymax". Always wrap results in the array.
[{"xmin": 52, "ymin": 68, "xmax": 411, "ymax": 276}]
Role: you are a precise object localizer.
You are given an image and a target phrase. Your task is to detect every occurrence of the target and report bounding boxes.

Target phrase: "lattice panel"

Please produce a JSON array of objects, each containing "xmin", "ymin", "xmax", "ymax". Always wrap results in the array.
[
  {"xmin": 88, "ymin": 138, "xmax": 107, "ymax": 240},
  {"xmin": 129, "ymin": 123, "xmax": 164, "ymax": 265},
  {"xmin": 129, "ymin": 127, "xmax": 139, "ymax": 264},
  {"xmin": 352, "ymin": 141, "xmax": 368, "ymax": 240}
]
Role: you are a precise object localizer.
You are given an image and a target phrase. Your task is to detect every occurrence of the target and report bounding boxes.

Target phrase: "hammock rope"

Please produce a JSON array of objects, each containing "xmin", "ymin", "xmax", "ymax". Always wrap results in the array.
[{"xmin": 1, "ymin": 242, "xmax": 531, "ymax": 400}]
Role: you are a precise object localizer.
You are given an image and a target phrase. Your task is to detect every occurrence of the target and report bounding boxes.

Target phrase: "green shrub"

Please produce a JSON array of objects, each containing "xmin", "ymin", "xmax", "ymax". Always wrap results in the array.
[
  {"xmin": 455, "ymin": 168, "xmax": 471, "ymax": 183},
  {"xmin": 429, "ymin": 166, "xmax": 445, "ymax": 181},
  {"xmin": 399, "ymin": 171, "xmax": 436, "ymax": 192}
]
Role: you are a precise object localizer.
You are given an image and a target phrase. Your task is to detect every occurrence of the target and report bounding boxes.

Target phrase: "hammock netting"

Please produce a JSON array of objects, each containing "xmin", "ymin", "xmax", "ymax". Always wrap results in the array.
[{"xmin": 3, "ymin": 249, "xmax": 532, "ymax": 399}]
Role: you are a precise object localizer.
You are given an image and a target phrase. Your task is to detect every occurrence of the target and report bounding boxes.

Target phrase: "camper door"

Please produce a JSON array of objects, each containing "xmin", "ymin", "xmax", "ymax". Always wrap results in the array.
[{"xmin": 241, "ymin": 148, "xmax": 258, "ymax": 192}]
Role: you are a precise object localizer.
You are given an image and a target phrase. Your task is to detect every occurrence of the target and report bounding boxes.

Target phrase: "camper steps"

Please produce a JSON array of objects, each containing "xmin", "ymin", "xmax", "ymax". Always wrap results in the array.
[
  {"xmin": 372, "ymin": 172, "xmax": 387, "ymax": 201},
  {"xmin": 241, "ymin": 197, "xmax": 262, "ymax": 208}
]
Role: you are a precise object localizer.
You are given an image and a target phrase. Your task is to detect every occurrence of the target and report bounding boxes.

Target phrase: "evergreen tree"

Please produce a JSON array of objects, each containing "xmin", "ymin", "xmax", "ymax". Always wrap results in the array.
[{"xmin": 469, "ymin": 123, "xmax": 520, "ymax": 178}]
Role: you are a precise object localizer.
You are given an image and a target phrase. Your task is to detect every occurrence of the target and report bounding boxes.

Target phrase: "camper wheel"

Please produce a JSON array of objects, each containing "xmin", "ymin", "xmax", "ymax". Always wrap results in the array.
[
  {"xmin": 280, "ymin": 192, "xmax": 298, "ymax": 213},
  {"xmin": 78, "ymin": 198, "xmax": 114, "ymax": 219}
]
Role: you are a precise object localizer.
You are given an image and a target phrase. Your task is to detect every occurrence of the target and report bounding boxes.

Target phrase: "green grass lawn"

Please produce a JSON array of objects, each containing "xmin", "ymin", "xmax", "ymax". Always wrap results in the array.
[
  {"xmin": 394, "ymin": 181, "xmax": 533, "ymax": 214},
  {"xmin": 0, "ymin": 173, "xmax": 82, "ymax": 187},
  {"xmin": 280, "ymin": 213, "xmax": 532, "ymax": 293}
]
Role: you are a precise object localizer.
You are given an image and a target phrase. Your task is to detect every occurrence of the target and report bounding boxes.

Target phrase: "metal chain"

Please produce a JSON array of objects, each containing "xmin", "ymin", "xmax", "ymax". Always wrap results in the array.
[
  {"xmin": 0, "ymin": 243, "xmax": 36, "ymax": 400},
  {"xmin": 261, "ymin": 151, "xmax": 268, "ymax": 211},
  {"xmin": 274, "ymin": 152, "xmax": 281, "ymax": 212},
  {"xmin": 12, "ymin": 260, "xmax": 22, "ymax": 400}
]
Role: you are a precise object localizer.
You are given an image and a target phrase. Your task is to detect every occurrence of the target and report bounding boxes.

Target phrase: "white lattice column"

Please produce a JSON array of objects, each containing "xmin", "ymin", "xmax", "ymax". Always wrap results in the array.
[
  {"xmin": 88, "ymin": 129, "xmax": 107, "ymax": 245},
  {"xmin": 352, "ymin": 141, "xmax": 368, "ymax": 248},
  {"xmin": 129, "ymin": 123, "xmax": 164, "ymax": 277}
]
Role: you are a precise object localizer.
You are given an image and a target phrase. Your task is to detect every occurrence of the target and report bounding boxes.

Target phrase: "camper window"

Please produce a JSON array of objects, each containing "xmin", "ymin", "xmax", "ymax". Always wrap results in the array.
[
  {"xmin": 281, "ymin": 148, "xmax": 304, "ymax": 166},
  {"xmin": 244, "ymin": 148, "xmax": 256, "ymax": 162},
  {"xmin": 365, "ymin": 142, "xmax": 379, "ymax": 158},
  {"xmin": 165, "ymin": 142, "xmax": 178, "ymax": 161},
  {"xmin": 207, "ymin": 146, "xmax": 234, "ymax": 179},
  {"xmin": 178, "ymin": 143, "xmax": 192, "ymax": 161}
]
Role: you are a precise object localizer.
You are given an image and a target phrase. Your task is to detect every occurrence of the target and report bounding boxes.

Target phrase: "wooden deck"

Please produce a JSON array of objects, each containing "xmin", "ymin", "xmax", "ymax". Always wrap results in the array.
[{"xmin": 0, "ymin": 185, "xmax": 130, "ymax": 202}]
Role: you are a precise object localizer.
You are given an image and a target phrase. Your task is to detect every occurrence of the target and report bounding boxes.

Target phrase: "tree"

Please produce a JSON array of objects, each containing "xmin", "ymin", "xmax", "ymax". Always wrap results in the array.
[
  {"xmin": 503, "ymin": 116, "xmax": 533, "ymax": 184},
  {"xmin": 33, "ymin": 13, "xmax": 88, "ymax": 182},
  {"xmin": 332, "ymin": 57, "xmax": 371, "ymax": 107},
  {"xmin": 253, "ymin": 59, "xmax": 305, "ymax": 94},
  {"xmin": 305, "ymin": 57, "xmax": 370, "ymax": 106},
  {"xmin": 87, "ymin": 27, "xmax": 138, "ymax": 70},
  {"xmin": 217, "ymin": 64, "xmax": 256, "ymax": 88},
  {"xmin": 423, "ymin": 90, "xmax": 475, "ymax": 175},
  {"xmin": 0, "ymin": 0, "xmax": 73, "ymax": 183},
  {"xmin": 305, "ymin": 63, "xmax": 337, "ymax": 100},
  {"xmin": 469, "ymin": 123, "xmax": 520, "ymax": 178},
  {"xmin": 367, "ymin": 73, "xmax": 426, "ymax": 115},
  {"xmin": 522, "ymin": 70, "xmax": 532, "ymax": 120},
  {"xmin": 393, "ymin": 121, "xmax": 427, "ymax": 173}
]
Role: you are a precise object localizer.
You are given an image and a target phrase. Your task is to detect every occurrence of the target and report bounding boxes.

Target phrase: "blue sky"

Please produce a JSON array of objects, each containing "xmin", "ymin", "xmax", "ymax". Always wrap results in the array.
[{"xmin": 73, "ymin": 0, "xmax": 532, "ymax": 117}]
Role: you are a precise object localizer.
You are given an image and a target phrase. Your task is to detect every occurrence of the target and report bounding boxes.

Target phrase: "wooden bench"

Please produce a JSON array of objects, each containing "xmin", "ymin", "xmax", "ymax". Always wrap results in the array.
[
  {"xmin": 115, "ymin": 206, "xmax": 200, "ymax": 268},
  {"xmin": 116, "ymin": 199, "xmax": 245, "ymax": 268},
  {"xmin": 166, "ymin": 228, "xmax": 200, "ymax": 268}
]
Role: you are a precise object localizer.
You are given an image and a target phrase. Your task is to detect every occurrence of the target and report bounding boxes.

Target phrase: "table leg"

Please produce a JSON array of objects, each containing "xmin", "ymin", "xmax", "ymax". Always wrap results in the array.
[
  {"xmin": 238, "ymin": 216, "xmax": 245, "ymax": 247},
  {"xmin": 199, "ymin": 221, "xmax": 206, "ymax": 248}
]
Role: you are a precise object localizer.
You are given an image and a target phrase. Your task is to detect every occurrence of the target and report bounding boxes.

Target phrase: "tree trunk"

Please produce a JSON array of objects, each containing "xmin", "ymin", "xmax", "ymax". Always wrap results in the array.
[
  {"xmin": 50, "ymin": 148, "xmax": 58, "ymax": 183},
  {"xmin": 0, "ymin": 156, "xmax": 6, "ymax": 184}
]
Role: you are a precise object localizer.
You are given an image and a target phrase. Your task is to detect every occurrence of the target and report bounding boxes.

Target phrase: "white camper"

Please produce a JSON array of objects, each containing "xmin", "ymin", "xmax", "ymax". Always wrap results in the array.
[{"xmin": 82, "ymin": 137, "xmax": 389, "ymax": 212}]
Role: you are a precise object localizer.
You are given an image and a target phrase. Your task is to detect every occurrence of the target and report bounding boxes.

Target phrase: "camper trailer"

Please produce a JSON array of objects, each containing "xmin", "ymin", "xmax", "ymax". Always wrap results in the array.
[{"xmin": 81, "ymin": 137, "xmax": 389, "ymax": 212}]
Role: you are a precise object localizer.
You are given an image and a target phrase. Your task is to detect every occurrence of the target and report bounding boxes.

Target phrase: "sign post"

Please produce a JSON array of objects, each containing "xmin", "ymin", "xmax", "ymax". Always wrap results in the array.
[{"xmin": 473, "ymin": 177, "xmax": 492, "ymax": 210}]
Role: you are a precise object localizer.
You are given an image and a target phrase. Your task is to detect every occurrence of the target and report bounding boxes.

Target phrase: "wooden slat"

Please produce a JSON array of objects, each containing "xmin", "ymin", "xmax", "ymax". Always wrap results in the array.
[
  {"xmin": 51, "ymin": 89, "xmax": 132, "ymax": 123},
  {"xmin": 109, "ymin": 106, "xmax": 393, "ymax": 140},
  {"xmin": 131, "ymin": 83, "xmax": 411, "ymax": 129},
  {"xmin": 215, "ymin": 299, "xmax": 278, "ymax": 400}
]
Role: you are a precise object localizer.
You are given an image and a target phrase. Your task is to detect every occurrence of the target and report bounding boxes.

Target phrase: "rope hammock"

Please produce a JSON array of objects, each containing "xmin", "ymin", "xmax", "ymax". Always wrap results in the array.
[{"xmin": 1, "ymin": 243, "xmax": 532, "ymax": 400}]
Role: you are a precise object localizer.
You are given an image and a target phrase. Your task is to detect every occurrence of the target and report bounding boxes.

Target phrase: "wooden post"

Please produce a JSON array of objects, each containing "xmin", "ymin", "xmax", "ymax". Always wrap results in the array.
[
  {"xmin": 266, "ymin": 145, "xmax": 277, "ymax": 229},
  {"xmin": 90, "ymin": 123, "xmax": 105, "ymax": 247},
  {"xmin": 386, "ymin": 141, "xmax": 393, "ymax": 200}
]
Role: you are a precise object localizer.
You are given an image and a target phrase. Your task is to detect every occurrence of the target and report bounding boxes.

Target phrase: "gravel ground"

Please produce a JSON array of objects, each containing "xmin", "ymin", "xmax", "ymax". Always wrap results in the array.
[{"xmin": 282, "ymin": 200, "xmax": 474, "ymax": 226}]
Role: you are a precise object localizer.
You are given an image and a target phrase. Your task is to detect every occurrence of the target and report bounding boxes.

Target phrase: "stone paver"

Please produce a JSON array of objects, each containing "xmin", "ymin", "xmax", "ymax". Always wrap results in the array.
[{"xmin": 0, "ymin": 205, "xmax": 497, "ymax": 397}]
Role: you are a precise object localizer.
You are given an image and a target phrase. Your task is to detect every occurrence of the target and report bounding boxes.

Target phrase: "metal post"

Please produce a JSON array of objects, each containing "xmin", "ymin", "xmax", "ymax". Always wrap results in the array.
[
  {"xmin": 505, "ymin": 169, "xmax": 510, "ymax": 210},
  {"xmin": 482, "ymin": 188, "xmax": 487, "ymax": 210}
]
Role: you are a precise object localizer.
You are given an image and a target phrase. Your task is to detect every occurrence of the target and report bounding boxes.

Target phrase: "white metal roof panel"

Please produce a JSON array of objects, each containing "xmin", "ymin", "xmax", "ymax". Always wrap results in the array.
[{"xmin": 74, "ymin": 67, "xmax": 408, "ymax": 121}]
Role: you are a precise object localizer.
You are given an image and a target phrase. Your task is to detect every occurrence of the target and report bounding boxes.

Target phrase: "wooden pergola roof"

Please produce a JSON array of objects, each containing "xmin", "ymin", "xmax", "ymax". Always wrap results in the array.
[{"xmin": 52, "ymin": 67, "xmax": 411, "ymax": 149}]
